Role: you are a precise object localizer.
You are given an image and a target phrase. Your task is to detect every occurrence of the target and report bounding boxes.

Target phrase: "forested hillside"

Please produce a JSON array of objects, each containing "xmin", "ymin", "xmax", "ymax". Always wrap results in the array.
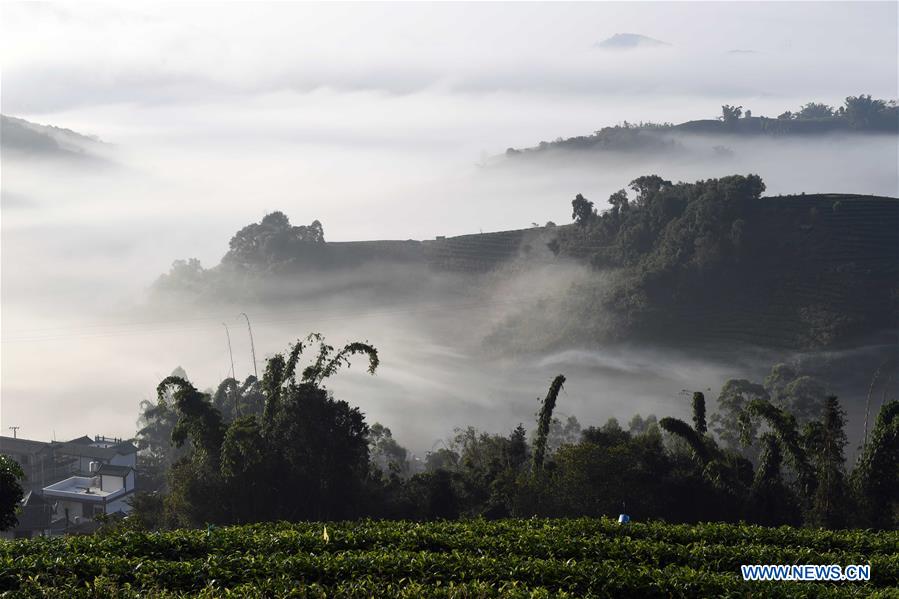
[
  {"xmin": 502, "ymin": 95, "xmax": 898, "ymax": 159},
  {"xmin": 154, "ymin": 175, "xmax": 898, "ymax": 351},
  {"xmin": 537, "ymin": 177, "xmax": 899, "ymax": 350}
]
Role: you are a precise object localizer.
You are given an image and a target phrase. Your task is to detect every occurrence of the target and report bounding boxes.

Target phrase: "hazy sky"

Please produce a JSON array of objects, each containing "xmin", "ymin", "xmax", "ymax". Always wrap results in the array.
[{"xmin": 1, "ymin": 2, "xmax": 897, "ymax": 448}]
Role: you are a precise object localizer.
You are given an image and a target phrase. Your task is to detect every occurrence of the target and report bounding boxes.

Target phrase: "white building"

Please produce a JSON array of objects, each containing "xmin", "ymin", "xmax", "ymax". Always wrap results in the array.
[
  {"xmin": 42, "ymin": 463, "xmax": 136, "ymax": 526},
  {"xmin": 1, "ymin": 434, "xmax": 139, "ymax": 536}
]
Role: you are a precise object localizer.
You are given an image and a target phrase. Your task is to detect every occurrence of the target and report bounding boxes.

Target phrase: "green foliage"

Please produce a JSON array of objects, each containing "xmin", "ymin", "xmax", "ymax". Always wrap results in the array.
[
  {"xmin": 532, "ymin": 375, "xmax": 566, "ymax": 474},
  {"xmin": 152, "ymin": 334, "xmax": 379, "ymax": 527},
  {"xmin": 853, "ymin": 401, "xmax": 899, "ymax": 529},
  {"xmin": 224, "ymin": 212, "xmax": 325, "ymax": 271},
  {"xmin": 0, "ymin": 455, "xmax": 25, "ymax": 531},
  {"xmin": 720, "ymin": 104, "xmax": 743, "ymax": 124},
  {"xmin": 744, "ymin": 398, "xmax": 815, "ymax": 499},
  {"xmin": 570, "ymin": 194, "xmax": 595, "ymax": 225},
  {"xmin": 808, "ymin": 397, "xmax": 851, "ymax": 529},
  {"xmin": 797, "ymin": 102, "xmax": 835, "ymax": 119},
  {"xmin": 710, "ymin": 379, "xmax": 769, "ymax": 452},
  {"xmin": 844, "ymin": 94, "xmax": 898, "ymax": 130},
  {"xmin": 660, "ymin": 417, "xmax": 709, "ymax": 463},
  {"xmin": 691, "ymin": 392, "xmax": 707, "ymax": 436},
  {"xmin": 4, "ymin": 518, "xmax": 897, "ymax": 597},
  {"xmin": 749, "ymin": 433, "xmax": 801, "ymax": 526},
  {"xmin": 368, "ymin": 423, "xmax": 410, "ymax": 477}
]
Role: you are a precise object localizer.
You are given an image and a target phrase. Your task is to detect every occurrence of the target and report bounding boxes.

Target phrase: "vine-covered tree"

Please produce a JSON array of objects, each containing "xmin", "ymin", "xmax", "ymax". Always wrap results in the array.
[
  {"xmin": 748, "ymin": 433, "xmax": 800, "ymax": 526},
  {"xmin": 532, "ymin": 375, "xmax": 566, "ymax": 473},
  {"xmin": 692, "ymin": 392, "xmax": 707, "ymax": 436}
]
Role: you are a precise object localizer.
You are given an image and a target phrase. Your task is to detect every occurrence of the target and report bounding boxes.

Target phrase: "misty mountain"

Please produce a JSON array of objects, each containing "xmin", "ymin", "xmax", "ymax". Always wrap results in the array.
[
  {"xmin": 0, "ymin": 114, "xmax": 108, "ymax": 162},
  {"xmin": 502, "ymin": 96, "xmax": 899, "ymax": 161},
  {"xmin": 595, "ymin": 33, "xmax": 670, "ymax": 49},
  {"xmin": 152, "ymin": 176, "xmax": 898, "ymax": 353}
]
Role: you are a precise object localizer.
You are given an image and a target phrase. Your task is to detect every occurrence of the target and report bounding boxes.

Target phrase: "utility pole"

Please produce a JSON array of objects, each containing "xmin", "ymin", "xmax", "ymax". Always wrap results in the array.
[
  {"xmin": 239, "ymin": 312, "xmax": 258, "ymax": 379},
  {"xmin": 8, "ymin": 426, "xmax": 20, "ymax": 439},
  {"xmin": 222, "ymin": 323, "xmax": 236, "ymax": 380}
]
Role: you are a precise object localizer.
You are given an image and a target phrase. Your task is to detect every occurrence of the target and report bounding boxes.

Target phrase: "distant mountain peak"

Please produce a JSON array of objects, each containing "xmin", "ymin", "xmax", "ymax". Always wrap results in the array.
[
  {"xmin": 595, "ymin": 33, "xmax": 670, "ymax": 50},
  {"xmin": 1, "ymin": 114, "xmax": 108, "ymax": 162}
]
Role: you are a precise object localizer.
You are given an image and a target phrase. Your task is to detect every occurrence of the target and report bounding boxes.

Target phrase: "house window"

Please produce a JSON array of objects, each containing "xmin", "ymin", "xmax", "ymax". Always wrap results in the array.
[{"xmin": 93, "ymin": 505, "xmax": 105, "ymax": 518}]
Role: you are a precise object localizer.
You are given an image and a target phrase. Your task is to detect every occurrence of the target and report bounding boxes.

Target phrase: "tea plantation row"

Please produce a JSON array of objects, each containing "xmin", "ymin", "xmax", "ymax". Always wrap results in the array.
[{"xmin": 2, "ymin": 518, "xmax": 897, "ymax": 597}]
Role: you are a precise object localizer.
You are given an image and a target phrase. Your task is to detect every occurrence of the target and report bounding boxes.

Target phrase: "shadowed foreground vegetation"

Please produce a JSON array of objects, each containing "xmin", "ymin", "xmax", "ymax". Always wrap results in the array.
[
  {"xmin": 111, "ymin": 335, "xmax": 899, "ymax": 535},
  {"xmin": 2, "ymin": 519, "xmax": 898, "ymax": 597}
]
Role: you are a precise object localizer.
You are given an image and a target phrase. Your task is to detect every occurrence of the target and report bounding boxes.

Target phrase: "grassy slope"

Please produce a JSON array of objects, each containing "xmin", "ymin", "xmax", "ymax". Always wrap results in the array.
[{"xmin": 2, "ymin": 518, "xmax": 897, "ymax": 597}]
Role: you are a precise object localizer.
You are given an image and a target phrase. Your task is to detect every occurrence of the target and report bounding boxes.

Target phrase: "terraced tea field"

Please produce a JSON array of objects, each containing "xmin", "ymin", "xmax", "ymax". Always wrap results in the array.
[{"xmin": 2, "ymin": 518, "xmax": 897, "ymax": 597}]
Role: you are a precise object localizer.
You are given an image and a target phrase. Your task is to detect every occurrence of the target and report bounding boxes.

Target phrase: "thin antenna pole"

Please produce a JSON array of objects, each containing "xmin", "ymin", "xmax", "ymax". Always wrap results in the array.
[
  {"xmin": 8, "ymin": 426, "xmax": 20, "ymax": 439},
  {"xmin": 222, "ymin": 323, "xmax": 236, "ymax": 380},
  {"xmin": 239, "ymin": 312, "xmax": 258, "ymax": 379}
]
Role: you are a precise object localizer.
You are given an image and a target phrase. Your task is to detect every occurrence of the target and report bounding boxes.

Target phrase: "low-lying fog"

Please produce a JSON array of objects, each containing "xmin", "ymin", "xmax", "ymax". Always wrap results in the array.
[{"xmin": 2, "ymin": 2, "xmax": 896, "ymax": 452}]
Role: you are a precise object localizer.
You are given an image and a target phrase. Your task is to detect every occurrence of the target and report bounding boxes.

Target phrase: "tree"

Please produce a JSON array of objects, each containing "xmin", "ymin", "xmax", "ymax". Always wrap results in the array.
[
  {"xmin": 748, "ymin": 433, "xmax": 800, "ymax": 526},
  {"xmin": 711, "ymin": 379, "xmax": 769, "ymax": 452},
  {"xmin": 764, "ymin": 364, "xmax": 827, "ymax": 425},
  {"xmin": 571, "ymin": 194, "xmax": 595, "ymax": 225},
  {"xmin": 369, "ymin": 423, "xmax": 410, "ymax": 477},
  {"xmin": 853, "ymin": 401, "xmax": 899, "ymax": 529},
  {"xmin": 660, "ymin": 417, "xmax": 709, "ymax": 463},
  {"xmin": 547, "ymin": 415, "xmax": 582, "ymax": 453},
  {"xmin": 159, "ymin": 333, "xmax": 379, "ymax": 526},
  {"xmin": 808, "ymin": 396, "xmax": 851, "ymax": 528},
  {"xmin": 628, "ymin": 175, "xmax": 672, "ymax": 207},
  {"xmin": 627, "ymin": 414, "xmax": 658, "ymax": 436},
  {"xmin": 224, "ymin": 213, "xmax": 326, "ymax": 270},
  {"xmin": 692, "ymin": 392, "xmax": 707, "ymax": 435},
  {"xmin": 797, "ymin": 102, "xmax": 834, "ymax": 119},
  {"xmin": 0, "ymin": 455, "xmax": 25, "ymax": 531},
  {"xmin": 607, "ymin": 189, "xmax": 629, "ymax": 218},
  {"xmin": 844, "ymin": 94, "xmax": 886, "ymax": 129},
  {"xmin": 532, "ymin": 375, "xmax": 566, "ymax": 473},
  {"xmin": 136, "ymin": 367, "xmax": 190, "ymax": 494},
  {"xmin": 720, "ymin": 105, "xmax": 743, "ymax": 124},
  {"xmin": 153, "ymin": 259, "xmax": 207, "ymax": 295}
]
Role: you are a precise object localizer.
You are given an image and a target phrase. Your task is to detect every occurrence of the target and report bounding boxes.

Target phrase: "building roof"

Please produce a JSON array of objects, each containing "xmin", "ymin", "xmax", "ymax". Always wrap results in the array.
[
  {"xmin": 67, "ymin": 435, "xmax": 94, "ymax": 445},
  {"xmin": 2, "ymin": 435, "xmax": 136, "ymax": 461},
  {"xmin": 0, "ymin": 436, "xmax": 52, "ymax": 455},
  {"xmin": 43, "ymin": 476, "xmax": 128, "ymax": 501},
  {"xmin": 54, "ymin": 440, "xmax": 136, "ymax": 460},
  {"xmin": 113, "ymin": 441, "xmax": 138, "ymax": 455},
  {"xmin": 97, "ymin": 464, "xmax": 132, "ymax": 477},
  {"xmin": 14, "ymin": 491, "xmax": 53, "ymax": 530},
  {"xmin": 54, "ymin": 442, "xmax": 116, "ymax": 460}
]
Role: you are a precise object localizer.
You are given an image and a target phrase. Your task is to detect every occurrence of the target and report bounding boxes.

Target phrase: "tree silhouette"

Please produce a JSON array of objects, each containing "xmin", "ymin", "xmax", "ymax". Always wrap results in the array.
[{"xmin": 532, "ymin": 375, "xmax": 566, "ymax": 473}]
